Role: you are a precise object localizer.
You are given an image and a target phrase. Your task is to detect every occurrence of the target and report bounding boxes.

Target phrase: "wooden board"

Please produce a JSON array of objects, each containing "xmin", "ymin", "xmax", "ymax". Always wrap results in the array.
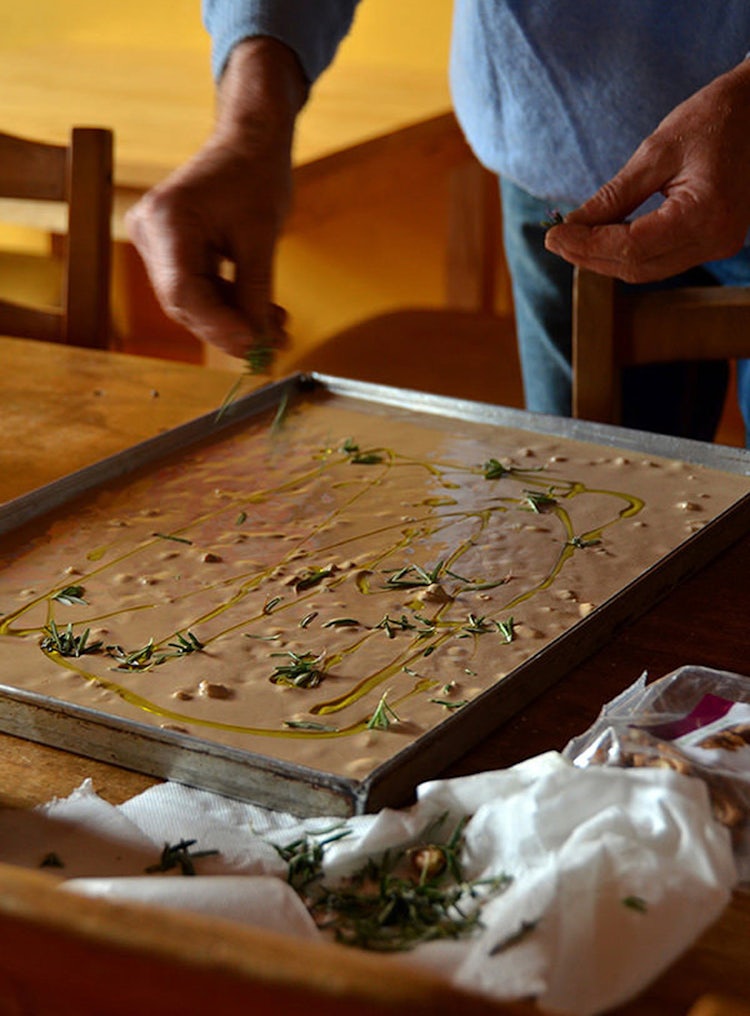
[{"xmin": 0, "ymin": 374, "xmax": 748, "ymax": 815}]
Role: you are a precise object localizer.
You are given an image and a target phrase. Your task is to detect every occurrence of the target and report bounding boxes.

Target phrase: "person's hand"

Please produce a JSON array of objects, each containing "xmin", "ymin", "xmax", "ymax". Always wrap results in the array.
[
  {"xmin": 126, "ymin": 38, "xmax": 308, "ymax": 360},
  {"xmin": 545, "ymin": 60, "xmax": 750, "ymax": 283}
]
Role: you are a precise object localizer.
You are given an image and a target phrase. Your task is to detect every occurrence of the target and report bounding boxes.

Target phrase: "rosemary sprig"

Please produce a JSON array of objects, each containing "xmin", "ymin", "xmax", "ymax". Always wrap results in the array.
[
  {"xmin": 429, "ymin": 698, "xmax": 468, "ymax": 710},
  {"xmin": 497, "ymin": 617, "xmax": 515, "ymax": 643},
  {"xmin": 366, "ymin": 692, "xmax": 400, "ymax": 730},
  {"xmin": 622, "ymin": 895, "xmax": 648, "ymax": 913},
  {"xmin": 39, "ymin": 851, "xmax": 65, "ymax": 869},
  {"xmin": 522, "ymin": 488, "xmax": 558, "ymax": 513},
  {"xmin": 567, "ymin": 535, "xmax": 602, "ymax": 549},
  {"xmin": 145, "ymin": 839, "xmax": 219, "ymax": 876},
  {"xmin": 283, "ymin": 719, "xmax": 339, "ymax": 732},
  {"xmin": 106, "ymin": 638, "xmax": 162, "ymax": 671},
  {"xmin": 413, "ymin": 613, "xmax": 437, "ymax": 638},
  {"xmin": 153, "ymin": 532, "xmax": 193, "ymax": 545},
  {"xmin": 245, "ymin": 343, "xmax": 274, "ymax": 375},
  {"xmin": 339, "ymin": 438, "xmax": 383, "ymax": 465},
  {"xmin": 540, "ymin": 208, "xmax": 564, "ymax": 229},
  {"xmin": 51, "ymin": 585, "xmax": 87, "ymax": 606},
  {"xmin": 374, "ymin": 614, "xmax": 416, "ymax": 638},
  {"xmin": 270, "ymin": 391, "xmax": 289, "ymax": 435},
  {"xmin": 274, "ymin": 828, "xmax": 352, "ymax": 892},
  {"xmin": 166, "ymin": 630, "xmax": 204, "ymax": 655},
  {"xmin": 293, "ymin": 565, "xmax": 335, "ymax": 592},
  {"xmin": 269, "ymin": 651, "xmax": 325, "ymax": 688},
  {"xmin": 40, "ymin": 621, "xmax": 102, "ymax": 658},
  {"xmin": 460, "ymin": 613, "xmax": 495, "ymax": 636},
  {"xmin": 216, "ymin": 339, "xmax": 277, "ymax": 421},
  {"xmin": 482, "ymin": 458, "xmax": 510, "ymax": 480},
  {"xmin": 489, "ymin": 918, "xmax": 539, "ymax": 955},
  {"xmin": 321, "ymin": 617, "xmax": 361, "ymax": 629},
  {"xmin": 384, "ymin": 560, "xmax": 445, "ymax": 590}
]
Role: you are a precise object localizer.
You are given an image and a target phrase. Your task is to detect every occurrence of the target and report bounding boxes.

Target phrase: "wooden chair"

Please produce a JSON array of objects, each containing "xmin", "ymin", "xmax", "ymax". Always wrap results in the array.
[
  {"xmin": 0, "ymin": 126, "xmax": 113, "ymax": 348},
  {"xmin": 572, "ymin": 267, "xmax": 750, "ymax": 433}
]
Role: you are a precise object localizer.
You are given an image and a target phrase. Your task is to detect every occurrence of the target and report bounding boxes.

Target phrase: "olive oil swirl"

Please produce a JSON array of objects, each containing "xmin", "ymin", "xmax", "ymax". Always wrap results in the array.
[{"xmin": 1, "ymin": 435, "xmax": 644, "ymax": 739}]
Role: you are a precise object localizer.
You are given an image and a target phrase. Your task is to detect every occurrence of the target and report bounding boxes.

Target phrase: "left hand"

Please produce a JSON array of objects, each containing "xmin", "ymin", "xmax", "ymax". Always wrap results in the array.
[{"xmin": 545, "ymin": 60, "xmax": 750, "ymax": 282}]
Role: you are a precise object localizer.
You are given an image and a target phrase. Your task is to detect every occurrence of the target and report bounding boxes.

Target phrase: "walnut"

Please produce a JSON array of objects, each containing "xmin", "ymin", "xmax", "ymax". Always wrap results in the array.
[
  {"xmin": 698, "ymin": 730, "xmax": 748, "ymax": 751},
  {"xmin": 408, "ymin": 845, "xmax": 447, "ymax": 881},
  {"xmin": 708, "ymin": 783, "xmax": 746, "ymax": 829}
]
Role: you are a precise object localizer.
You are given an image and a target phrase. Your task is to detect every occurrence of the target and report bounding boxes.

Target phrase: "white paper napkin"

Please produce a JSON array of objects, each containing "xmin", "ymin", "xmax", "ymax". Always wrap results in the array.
[
  {"xmin": 62, "ymin": 874, "xmax": 319, "ymax": 938},
  {"xmin": 0, "ymin": 752, "xmax": 736, "ymax": 1015}
]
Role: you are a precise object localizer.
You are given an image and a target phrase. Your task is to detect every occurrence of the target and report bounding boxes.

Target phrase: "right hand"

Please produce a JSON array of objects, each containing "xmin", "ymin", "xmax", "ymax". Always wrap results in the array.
[{"xmin": 126, "ymin": 38, "xmax": 308, "ymax": 361}]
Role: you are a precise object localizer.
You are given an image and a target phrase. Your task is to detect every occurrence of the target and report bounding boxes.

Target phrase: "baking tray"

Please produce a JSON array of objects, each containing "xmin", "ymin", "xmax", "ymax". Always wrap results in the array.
[{"xmin": 0, "ymin": 373, "xmax": 748, "ymax": 816}]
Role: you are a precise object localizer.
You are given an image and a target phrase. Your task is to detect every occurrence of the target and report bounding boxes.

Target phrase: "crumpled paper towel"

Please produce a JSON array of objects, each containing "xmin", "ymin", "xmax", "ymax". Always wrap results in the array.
[{"xmin": 0, "ymin": 751, "xmax": 737, "ymax": 1015}]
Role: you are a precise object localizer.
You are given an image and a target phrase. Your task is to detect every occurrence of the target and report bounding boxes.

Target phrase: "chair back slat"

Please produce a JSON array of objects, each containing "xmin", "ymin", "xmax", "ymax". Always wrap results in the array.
[{"xmin": 0, "ymin": 127, "xmax": 113, "ymax": 348}]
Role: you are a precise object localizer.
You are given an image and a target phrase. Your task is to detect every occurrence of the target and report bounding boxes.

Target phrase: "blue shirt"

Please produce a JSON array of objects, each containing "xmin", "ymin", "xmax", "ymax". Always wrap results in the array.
[{"xmin": 203, "ymin": 0, "xmax": 750, "ymax": 205}]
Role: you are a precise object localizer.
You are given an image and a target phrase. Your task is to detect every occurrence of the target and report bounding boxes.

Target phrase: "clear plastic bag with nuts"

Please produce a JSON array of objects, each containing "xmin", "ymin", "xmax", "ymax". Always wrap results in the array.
[{"xmin": 563, "ymin": 665, "xmax": 750, "ymax": 882}]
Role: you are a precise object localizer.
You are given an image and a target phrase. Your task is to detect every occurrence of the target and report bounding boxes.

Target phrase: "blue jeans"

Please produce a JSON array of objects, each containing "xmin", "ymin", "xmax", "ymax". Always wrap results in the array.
[{"xmin": 500, "ymin": 177, "xmax": 750, "ymax": 445}]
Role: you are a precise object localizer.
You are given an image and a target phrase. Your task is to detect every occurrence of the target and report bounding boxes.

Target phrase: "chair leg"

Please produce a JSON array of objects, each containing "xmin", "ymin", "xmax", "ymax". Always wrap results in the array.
[{"xmin": 572, "ymin": 268, "xmax": 620, "ymax": 423}]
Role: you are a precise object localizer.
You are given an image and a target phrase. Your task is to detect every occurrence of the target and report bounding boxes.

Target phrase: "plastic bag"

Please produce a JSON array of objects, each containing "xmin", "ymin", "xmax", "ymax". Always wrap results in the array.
[{"xmin": 563, "ymin": 666, "xmax": 750, "ymax": 881}]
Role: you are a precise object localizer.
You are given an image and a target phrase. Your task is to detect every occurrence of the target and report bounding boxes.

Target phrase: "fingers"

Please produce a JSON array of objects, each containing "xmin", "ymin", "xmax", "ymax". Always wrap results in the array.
[
  {"xmin": 545, "ymin": 180, "xmax": 743, "ymax": 283},
  {"xmin": 126, "ymin": 170, "xmax": 288, "ymax": 363},
  {"xmin": 545, "ymin": 210, "xmax": 705, "ymax": 284}
]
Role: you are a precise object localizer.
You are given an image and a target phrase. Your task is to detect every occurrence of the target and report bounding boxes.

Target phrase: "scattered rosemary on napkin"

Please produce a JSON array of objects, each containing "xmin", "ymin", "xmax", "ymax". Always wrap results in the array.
[{"xmin": 274, "ymin": 816, "xmax": 513, "ymax": 951}]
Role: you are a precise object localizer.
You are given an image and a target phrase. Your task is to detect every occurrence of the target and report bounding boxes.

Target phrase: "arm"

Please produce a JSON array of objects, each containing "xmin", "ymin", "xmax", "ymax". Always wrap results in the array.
[
  {"xmin": 126, "ymin": 0, "xmax": 359, "ymax": 361},
  {"xmin": 126, "ymin": 37, "xmax": 306, "ymax": 359},
  {"xmin": 545, "ymin": 59, "xmax": 750, "ymax": 283}
]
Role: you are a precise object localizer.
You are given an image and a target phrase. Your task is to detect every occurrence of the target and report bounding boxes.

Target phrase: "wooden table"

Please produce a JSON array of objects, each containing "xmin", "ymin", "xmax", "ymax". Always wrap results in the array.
[{"xmin": 0, "ymin": 337, "xmax": 748, "ymax": 1016}]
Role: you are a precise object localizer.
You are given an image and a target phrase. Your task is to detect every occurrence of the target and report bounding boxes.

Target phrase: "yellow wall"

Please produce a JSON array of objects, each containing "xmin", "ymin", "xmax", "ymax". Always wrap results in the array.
[{"xmin": 1, "ymin": 1, "xmax": 452, "ymax": 63}]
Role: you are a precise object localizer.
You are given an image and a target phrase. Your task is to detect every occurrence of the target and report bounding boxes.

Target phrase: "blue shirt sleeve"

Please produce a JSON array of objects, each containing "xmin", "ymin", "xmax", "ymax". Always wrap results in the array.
[{"xmin": 203, "ymin": 0, "xmax": 361, "ymax": 82}]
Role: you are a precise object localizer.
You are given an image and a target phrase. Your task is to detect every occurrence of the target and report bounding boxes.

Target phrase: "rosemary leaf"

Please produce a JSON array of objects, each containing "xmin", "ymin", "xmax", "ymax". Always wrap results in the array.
[
  {"xmin": 497, "ymin": 617, "xmax": 515, "ymax": 643},
  {"xmin": 269, "ymin": 651, "xmax": 325, "ymax": 689},
  {"xmin": 294, "ymin": 566, "xmax": 335, "ymax": 592},
  {"xmin": 483, "ymin": 458, "xmax": 510, "ymax": 480},
  {"xmin": 429, "ymin": 698, "xmax": 468, "ymax": 710},
  {"xmin": 145, "ymin": 839, "xmax": 220, "ymax": 877},
  {"xmin": 622, "ymin": 895, "xmax": 648, "ymax": 913},
  {"xmin": 283, "ymin": 719, "xmax": 339, "ymax": 732},
  {"xmin": 489, "ymin": 919, "xmax": 538, "ymax": 955},
  {"xmin": 367, "ymin": 692, "xmax": 400, "ymax": 730},
  {"xmin": 567, "ymin": 535, "xmax": 602, "ymax": 549},
  {"xmin": 52, "ymin": 585, "xmax": 87, "ymax": 606}
]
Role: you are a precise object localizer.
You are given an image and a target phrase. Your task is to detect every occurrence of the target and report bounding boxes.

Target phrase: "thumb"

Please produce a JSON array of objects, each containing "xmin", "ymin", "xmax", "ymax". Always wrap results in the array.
[{"xmin": 224, "ymin": 237, "xmax": 289, "ymax": 356}]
